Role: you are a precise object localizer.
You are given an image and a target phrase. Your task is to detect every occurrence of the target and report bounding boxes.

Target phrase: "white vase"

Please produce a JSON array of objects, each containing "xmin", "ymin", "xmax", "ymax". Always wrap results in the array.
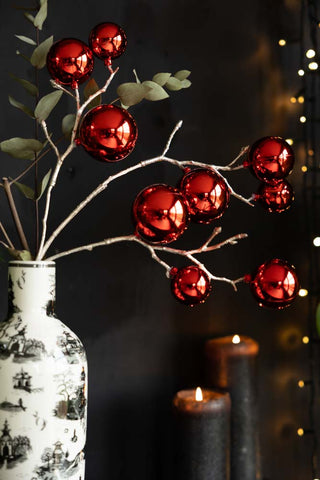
[{"xmin": 0, "ymin": 261, "xmax": 87, "ymax": 480}]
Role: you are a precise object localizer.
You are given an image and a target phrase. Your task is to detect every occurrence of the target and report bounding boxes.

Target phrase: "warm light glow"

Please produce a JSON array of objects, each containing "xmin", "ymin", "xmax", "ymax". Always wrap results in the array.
[
  {"xmin": 302, "ymin": 336, "xmax": 310, "ymax": 344},
  {"xmin": 279, "ymin": 39, "xmax": 286, "ymax": 46},
  {"xmin": 301, "ymin": 165, "xmax": 308, "ymax": 172},
  {"xmin": 298, "ymin": 96, "xmax": 304, "ymax": 104},
  {"xmin": 290, "ymin": 96, "xmax": 297, "ymax": 104},
  {"xmin": 306, "ymin": 49, "xmax": 316, "ymax": 58},
  {"xmin": 308, "ymin": 149, "xmax": 315, "ymax": 156},
  {"xmin": 195, "ymin": 387, "xmax": 203, "ymax": 402},
  {"xmin": 313, "ymin": 237, "xmax": 320, "ymax": 247},
  {"xmin": 285, "ymin": 138, "xmax": 293, "ymax": 145},
  {"xmin": 300, "ymin": 116, "xmax": 307, "ymax": 123},
  {"xmin": 299, "ymin": 288, "xmax": 308, "ymax": 297},
  {"xmin": 298, "ymin": 380, "xmax": 305, "ymax": 388},
  {"xmin": 309, "ymin": 61, "xmax": 319, "ymax": 70},
  {"xmin": 298, "ymin": 69, "xmax": 305, "ymax": 76},
  {"xmin": 232, "ymin": 334, "xmax": 241, "ymax": 344},
  {"xmin": 297, "ymin": 428, "xmax": 304, "ymax": 436}
]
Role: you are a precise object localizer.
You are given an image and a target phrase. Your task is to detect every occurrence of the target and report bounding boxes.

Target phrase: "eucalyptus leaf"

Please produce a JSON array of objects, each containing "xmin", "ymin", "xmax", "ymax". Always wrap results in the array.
[
  {"xmin": 62, "ymin": 114, "xmax": 76, "ymax": 139},
  {"xmin": 37, "ymin": 169, "xmax": 52, "ymax": 200},
  {"xmin": 34, "ymin": 0, "xmax": 48, "ymax": 30},
  {"xmin": 30, "ymin": 36, "xmax": 53, "ymax": 69},
  {"xmin": 142, "ymin": 81, "xmax": 169, "ymax": 101},
  {"xmin": 152, "ymin": 73, "xmax": 171, "ymax": 87},
  {"xmin": 0, "ymin": 137, "xmax": 43, "ymax": 160},
  {"xmin": 117, "ymin": 83, "xmax": 150, "ymax": 107},
  {"xmin": 35, "ymin": 90, "xmax": 63, "ymax": 122},
  {"xmin": 181, "ymin": 79, "xmax": 192, "ymax": 88},
  {"xmin": 316, "ymin": 302, "xmax": 320, "ymax": 338},
  {"xmin": 84, "ymin": 78, "xmax": 101, "ymax": 109},
  {"xmin": 15, "ymin": 34, "xmax": 36, "ymax": 46},
  {"xmin": 9, "ymin": 95, "xmax": 34, "ymax": 118},
  {"xmin": 9, "ymin": 74, "xmax": 38, "ymax": 97},
  {"xmin": 174, "ymin": 70, "xmax": 191, "ymax": 81},
  {"xmin": 14, "ymin": 181, "xmax": 35, "ymax": 200},
  {"xmin": 19, "ymin": 250, "xmax": 33, "ymax": 261},
  {"xmin": 24, "ymin": 13, "xmax": 35, "ymax": 25},
  {"xmin": 165, "ymin": 77, "xmax": 183, "ymax": 91},
  {"xmin": 16, "ymin": 50, "xmax": 30, "ymax": 63}
]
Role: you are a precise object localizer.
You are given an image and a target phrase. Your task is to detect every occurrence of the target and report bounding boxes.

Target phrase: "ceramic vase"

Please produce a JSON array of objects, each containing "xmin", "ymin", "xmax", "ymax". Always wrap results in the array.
[{"xmin": 0, "ymin": 261, "xmax": 87, "ymax": 479}]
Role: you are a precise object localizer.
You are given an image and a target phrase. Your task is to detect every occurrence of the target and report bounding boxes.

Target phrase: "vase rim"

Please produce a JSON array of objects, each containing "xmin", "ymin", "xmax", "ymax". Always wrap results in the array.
[{"xmin": 9, "ymin": 260, "xmax": 55, "ymax": 268}]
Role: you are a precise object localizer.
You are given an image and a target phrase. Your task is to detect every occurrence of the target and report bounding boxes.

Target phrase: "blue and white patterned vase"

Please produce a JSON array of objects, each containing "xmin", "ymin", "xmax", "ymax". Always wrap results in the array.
[{"xmin": 0, "ymin": 261, "xmax": 87, "ymax": 479}]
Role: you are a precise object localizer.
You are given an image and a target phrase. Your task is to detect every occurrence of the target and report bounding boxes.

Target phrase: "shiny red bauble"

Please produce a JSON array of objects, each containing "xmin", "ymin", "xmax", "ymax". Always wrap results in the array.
[
  {"xmin": 179, "ymin": 168, "xmax": 230, "ymax": 224},
  {"xmin": 133, "ymin": 184, "xmax": 190, "ymax": 244},
  {"xmin": 46, "ymin": 38, "xmax": 94, "ymax": 88},
  {"xmin": 246, "ymin": 137, "xmax": 294, "ymax": 184},
  {"xmin": 79, "ymin": 104, "xmax": 138, "ymax": 162},
  {"xmin": 249, "ymin": 258, "xmax": 299, "ymax": 309},
  {"xmin": 170, "ymin": 266, "xmax": 212, "ymax": 306},
  {"xmin": 255, "ymin": 180, "xmax": 294, "ymax": 213},
  {"xmin": 89, "ymin": 22, "xmax": 127, "ymax": 63}
]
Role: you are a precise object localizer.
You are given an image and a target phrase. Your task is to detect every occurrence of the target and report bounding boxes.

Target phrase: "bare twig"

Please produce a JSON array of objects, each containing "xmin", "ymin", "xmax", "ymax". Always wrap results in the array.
[
  {"xmin": 50, "ymin": 80, "xmax": 76, "ymax": 99},
  {"xmin": 0, "ymin": 221, "xmax": 14, "ymax": 249},
  {"xmin": 162, "ymin": 120, "xmax": 183, "ymax": 157},
  {"xmin": 213, "ymin": 145, "xmax": 249, "ymax": 171},
  {"xmin": 2, "ymin": 178, "xmax": 30, "ymax": 252}
]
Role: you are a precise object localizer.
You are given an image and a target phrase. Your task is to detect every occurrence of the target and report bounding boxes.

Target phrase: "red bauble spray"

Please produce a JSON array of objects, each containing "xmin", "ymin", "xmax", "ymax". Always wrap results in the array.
[
  {"xmin": 89, "ymin": 22, "xmax": 127, "ymax": 65},
  {"xmin": 170, "ymin": 266, "xmax": 212, "ymax": 306},
  {"xmin": 255, "ymin": 180, "xmax": 294, "ymax": 213}
]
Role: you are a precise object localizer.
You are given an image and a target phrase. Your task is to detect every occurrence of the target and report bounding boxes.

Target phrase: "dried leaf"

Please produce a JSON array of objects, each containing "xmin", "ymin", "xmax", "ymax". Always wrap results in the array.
[
  {"xmin": 142, "ymin": 81, "xmax": 169, "ymax": 101},
  {"xmin": 24, "ymin": 12, "xmax": 35, "ymax": 25},
  {"xmin": 152, "ymin": 73, "xmax": 171, "ymax": 87},
  {"xmin": 9, "ymin": 74, "xmax": 39, "ymax": 97},
  {"xmin": 181, "ymin": 79, "xmax": 192, "ymax": 88},
  {"xmin": 174, "ymin": 70, "xmax": 191, "ymax": 81},
  {"xmin": 34, "ymin": 0, "xmax": 48, "ymax": 30},
  {"xmin": 19, "ymin": 250, "xmax": 33, "ymax": 261},
  {"xmin": 62, "ymin": 114, "xmax": 76, "ymax": 139},
  {"xmin": 9, "ymin": 95, "xmax": 34, "ymax": 118},
  {"xmin": 35, "ymin": 91, "xmax": 63, "ymax": 122},
  {"xmin": 30, "ymin": 36, "xmax": 53, "ymax": 69},
  {"xmin": 165, "ymin": 77, "xmax": 183, "ymax": 91},
  {"xmin": 14, "ymin": 181, "xmax": 35, "ymax": 200},
  {"xmin": 84, "ymin": 78, "xmax": 101, "ymax": 109},
  {"xmin": 117, "ymin": 83, "xmax": 150, "ymax": 107},
  {"xmin": 37, "ymin": 169, "xmax": 52, "ymax": 199},
  {"xmin": 15, "ymin": 34, "xmax": 36, "ymax": 46},
  {"xmin": 0, "ymin": 137, "xmax": 43, "ymax": 160}
]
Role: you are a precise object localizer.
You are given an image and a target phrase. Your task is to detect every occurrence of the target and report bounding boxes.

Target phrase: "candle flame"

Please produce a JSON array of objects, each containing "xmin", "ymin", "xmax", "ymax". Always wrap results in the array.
[
  {"xmin": 195, "ymin": 387, "xmax": 203, "ymax": 402},
  {"xmin": 232, "ymin": 334, "xmax": 241, "ymax": 344}
]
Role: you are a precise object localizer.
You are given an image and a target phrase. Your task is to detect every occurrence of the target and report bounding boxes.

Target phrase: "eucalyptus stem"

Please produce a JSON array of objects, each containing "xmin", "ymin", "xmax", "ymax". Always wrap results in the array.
[
  {"xmin": 34, "ymin": 24, "xmax": 40, "ymax": 253},
  {"xmin": 2, "ymin": 178, "xmax": 30, "ymax": 252},
  {"xmin": 0, "ymin": 222, "xmax": 15, "ymax": 249}
]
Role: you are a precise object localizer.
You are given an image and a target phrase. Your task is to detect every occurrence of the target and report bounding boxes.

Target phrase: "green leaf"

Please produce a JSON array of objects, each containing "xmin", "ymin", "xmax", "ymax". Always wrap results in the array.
[
  {"xmin": 142, "ymin": 81, "xmax": 169, "ymax": 101},
  {"xmin": 19, "ymin": 250, "xmax": 33, "ymax": 261},
  {"xmin": 165, "ymin": 77, "xmax": 183, "ymax": 91},
  {"xmin": 30, "ymin": 36, "xmax": 53, "ymax": 69},
  {"xmin": 181, "ymin": 79, "xmax": 192, "ymax": 88},
  {"xmin": 15, "ymin": 34, "xmax": 36, "ymax": 46},
  {"xmin": 24, "ymin": 12, "xmax": 35, "ymax": 25},
  {"xmin": 34, "ymin": 0, "xmax": 48, "ymax": 30},
  {"xmin": 174, "ymin": 70, "xmax": 191, "ymax": 81},
  {"xmin": 117, "ymin": 83, "xmax": 150, "ymax": 107},
  {"xmin": 9, "ymin": 74, "xmax": 38, "ymax": 97},
  {"xmin": 316, "ymin": 302, "xmax": 320, "ymax": 338},
  {"xmin": 37, "ymin": 169, "xmax": 52, "ymax": 200},
  {"xmin": 0, "ymin": 138, "xmax": 43, "ymax": 160},
  {"xmin": 84, "ymin": 78, "xmax": 101, "ymax": 109},
  {"xmin": 8, "ymin": 95, "xmax": 34, "ymax": 118},
  {"xmin": 62, "ymin": 114, "xmax": 76, "ymax": 139},
  {"xmin": 14, "ymin": 181, "xmax": 35, "ymax": 200},
  {"xmin": 152, "ymin": 73, "xmax": 171, "ymax": 87},
  {"xmin": 35, "ymin": 90, "xmax": 63, "ymax": 122}
]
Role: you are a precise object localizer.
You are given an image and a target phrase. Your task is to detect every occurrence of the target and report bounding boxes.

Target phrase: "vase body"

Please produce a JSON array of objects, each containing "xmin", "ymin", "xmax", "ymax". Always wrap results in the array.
[{"xmin": 0, "ymin": 261, "xmax": 87, "ymax": 480}]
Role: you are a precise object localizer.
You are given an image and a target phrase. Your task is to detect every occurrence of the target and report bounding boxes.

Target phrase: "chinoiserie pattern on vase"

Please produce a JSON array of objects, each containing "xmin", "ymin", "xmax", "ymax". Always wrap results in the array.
[{"xmin": 0, "ymin": 261, "xmax": 87, "ymax": 480}]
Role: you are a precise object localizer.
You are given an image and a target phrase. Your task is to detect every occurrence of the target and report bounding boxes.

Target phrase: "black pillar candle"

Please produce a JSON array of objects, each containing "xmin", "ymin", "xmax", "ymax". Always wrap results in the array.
[
  {"xmin": 205, "ymin": 335, "xmax": 260, "ymax": 480},
  {"xmin": 173, "ymin": 388, "xmax": 231, "ymax": 480}
]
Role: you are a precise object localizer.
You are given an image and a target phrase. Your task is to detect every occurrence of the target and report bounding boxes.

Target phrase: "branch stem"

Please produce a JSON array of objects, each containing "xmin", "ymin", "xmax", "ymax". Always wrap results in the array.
[
  {"xmin": 0, "ymin": 221, "xmax": 15, "ymax": 249},
  {"xmin": 2, "ymin": 178, "xmax": 30, "ymax": 252}
]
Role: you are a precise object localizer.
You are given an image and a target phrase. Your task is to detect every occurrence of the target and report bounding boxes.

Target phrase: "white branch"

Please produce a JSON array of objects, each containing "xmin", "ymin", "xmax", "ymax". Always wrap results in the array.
[{"xmin": 162, "ymin": 120, "xmax": 183, "ymax": 157}]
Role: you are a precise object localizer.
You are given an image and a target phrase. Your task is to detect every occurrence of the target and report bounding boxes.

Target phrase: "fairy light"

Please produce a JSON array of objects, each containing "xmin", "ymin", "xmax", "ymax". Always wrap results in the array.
[
  {"xmin": 308, "ymin": 149, "xmax": 315, "ymax": 156},
  {"xmin": 290, "ymin": 96, "xmax": 297, "ymax": 103},
  {"xmin": 279, "ymin": 39, "xmax": 287, "ymax": 46},
  {"xmin": 313, "ymin": 237, "xmax": 320, "ymax": 247},
  {"xmin": 297, "ymin": 427, "xmax": 305, "ymax": 436},
  {"xmin": 300, "ymin": 115, "xmax": 307, "ymax": 123},
  {"xmin": 299, "ymin": 288, "xmax": 309, "ymax": 297},
  {"xmin": 306, "ymin": 49, "xmax": 316, "ymax": 58},
  {"xmin": 298, "ymin": 69, "xmax": 305, "ymax": 76},
  {"xmin": 302, "ymin": 336, "xmax": 310, "ymax": 345},
  {"xmin": 301, "ymin": 165, "xmax": 308, "ymax": 172},
  {"xmin": 298, "ymin": 380, "xmax": 305, "ymax": 388},
  {"xmin": 285, "ymin": 138, "xmax": 294, "ymax": 145},
  {"xmin": 308, "ymin": 61, "xmax": 319, "ymax": 70},
  {"xmin": 298, "ymin": 95, "xmax": 305, "ymax": 103}
]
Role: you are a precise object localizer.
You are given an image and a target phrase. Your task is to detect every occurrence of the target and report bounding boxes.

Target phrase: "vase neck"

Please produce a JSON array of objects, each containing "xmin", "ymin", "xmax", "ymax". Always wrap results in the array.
[{"xmin": 8, "ymin": 261, "xmax": 56, "ymax": 316}]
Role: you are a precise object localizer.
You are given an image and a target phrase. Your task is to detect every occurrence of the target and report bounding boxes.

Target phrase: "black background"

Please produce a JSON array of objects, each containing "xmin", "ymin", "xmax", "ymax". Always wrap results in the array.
[{"xmin": 0, "ymin": 0, "xmax": 312, "ymax": 479}]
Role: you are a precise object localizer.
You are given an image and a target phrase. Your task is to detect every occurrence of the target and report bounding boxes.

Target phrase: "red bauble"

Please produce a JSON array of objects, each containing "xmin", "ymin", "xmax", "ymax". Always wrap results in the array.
[
  {"xmin": 255, "ymin": 180, "xmax": 294, "ymax": 213},
  {"xmin": 133, "ymin": 184, "xmax": 189, "ymax": 244},
  {"xmin": 46, "ymin": 38, "xmax": 94, "ymax": 88},
  {"xmin": 249, "ymin": 258, "xmax": 299, "ymax": 309},
  {"xmin": 170, "ymin": 266, "xmax": 212, "ymax": 306},
  {"xmin": 179, "ymin": 168, "xmax": 230, "ymax": 224},
  {"xmin": 89, "ymin": 22, "xmax": 127, "ymax": 63},
  {"xmin": 79, "ymin": 104, "xmax": 137, "ymax": 162},
  {"xmin": 246, "ymin": 137, "xmax": 294, "ymax": 184}
]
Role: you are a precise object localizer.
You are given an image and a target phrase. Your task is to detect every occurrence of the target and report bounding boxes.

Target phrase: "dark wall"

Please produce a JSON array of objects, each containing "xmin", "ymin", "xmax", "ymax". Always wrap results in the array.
[{"xmin": 0, "ymin": 0, "xmax": 310, "ymax": 479}]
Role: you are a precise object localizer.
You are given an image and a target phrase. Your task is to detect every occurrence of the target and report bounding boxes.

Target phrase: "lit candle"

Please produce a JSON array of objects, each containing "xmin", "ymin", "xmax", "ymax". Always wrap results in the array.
[
  {"xmin": 173, "ymin": 387, "xmax": 230, "ymax": 480},
  {"xmin": 205, "ymin": 335, "xmax": 260, "ymax": 480}
]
